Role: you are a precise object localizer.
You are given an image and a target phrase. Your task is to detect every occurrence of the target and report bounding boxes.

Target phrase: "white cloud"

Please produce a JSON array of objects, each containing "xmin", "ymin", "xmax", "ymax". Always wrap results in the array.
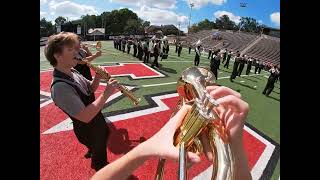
[
  {"xmin": 40, "ymin": 0, "xmax": 47, "ymax": 5},
  {"xmin": 214, "ymin": 10, "xmax": 241, "ymax": 24},
  {"xmin": 258, "ymin": 20, "xmax": 263, "ymax": 24},
  {"xmin": 40, "ymin": 11, "xmax": 47, "ymax": 19},
  {"xmin": 134, "ymin": 6, "xmax": 189, "ymax": 32},
  {"xmin": 109, "ymin": 0, "xmax": 136, "ymax": 6},
  {"xmin": 40, "ymin": 11, "xmax": 47, "ymax": 16},
  {"xmin": 110, "ymin": 0, "xmax": 177, "ymax": 9},
  {"xmin": 270, "ymin": 12, "xmax": 280, "ymax": 27},
  {"xmin": 49, "ymin": 1, "xmax": 98, "ymax": 20},
  {"xmin": 187, "ymin": 0, "xmax": 227, "ymax": 9}
]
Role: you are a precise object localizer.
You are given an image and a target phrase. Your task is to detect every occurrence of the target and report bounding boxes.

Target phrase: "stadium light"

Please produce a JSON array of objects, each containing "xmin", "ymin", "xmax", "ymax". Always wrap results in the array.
[
  {"xmin": 240, "ymin": 2, "xmax": 247, "ymax": 7},
  {"xmin": 188, "ymin": 2, "xmax": 194, "ymax": 34}
]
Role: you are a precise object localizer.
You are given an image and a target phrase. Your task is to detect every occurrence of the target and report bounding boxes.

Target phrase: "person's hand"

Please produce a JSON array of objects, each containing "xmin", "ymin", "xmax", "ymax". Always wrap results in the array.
[
  {"xmin": 209, "ymin": 85, "xmax": 248, "ymax": 142},
  {"xmin": 142, "ymin": 105, "xmax": 201, "ymax": 164},
  {"xmin": 94, "ymin": 50, "xmax": 102, "ymax": 58},
  {"xmin": 103, "ymin": 78, "xmax": 119, "ymax": 96},
  {"xmin": 94, "ymin": 66, "xmax": 105, "ymax": 79},
  {"xmin": 143, "ymin": 85, "xmax": 249, "ymax": 163}
]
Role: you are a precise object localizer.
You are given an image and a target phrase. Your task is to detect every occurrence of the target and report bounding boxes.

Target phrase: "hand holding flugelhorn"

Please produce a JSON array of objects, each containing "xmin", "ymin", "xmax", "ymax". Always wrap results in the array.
[{"xmin": 91, "ymin": 84, "xmax": 251, "ymax": 180}]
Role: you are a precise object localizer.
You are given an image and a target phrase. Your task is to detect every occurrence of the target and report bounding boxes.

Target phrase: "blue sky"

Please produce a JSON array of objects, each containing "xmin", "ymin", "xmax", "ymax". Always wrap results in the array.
[{"xmin": 40, "ymin": 0, "xmax": 280, "ymax": 32}]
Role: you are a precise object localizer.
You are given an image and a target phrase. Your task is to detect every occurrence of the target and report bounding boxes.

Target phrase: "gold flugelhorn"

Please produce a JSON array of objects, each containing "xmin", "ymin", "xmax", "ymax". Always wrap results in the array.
[
  {"xmin": 155, "ymin": 66, "xmax": 235, "ymax": 180},
  {"xmin": 85, "ymin": 61, "xmax": 141, "ymax": 106}
]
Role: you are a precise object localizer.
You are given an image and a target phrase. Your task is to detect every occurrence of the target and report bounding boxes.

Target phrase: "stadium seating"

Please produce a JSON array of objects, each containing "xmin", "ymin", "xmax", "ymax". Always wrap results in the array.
[
  {"xmin": 245, "ymin": 36, "xmax": 280, "ymax": 65},
  {"xmin": 185, "ymin": 30, "xmax": 280, "ymax": 65}
]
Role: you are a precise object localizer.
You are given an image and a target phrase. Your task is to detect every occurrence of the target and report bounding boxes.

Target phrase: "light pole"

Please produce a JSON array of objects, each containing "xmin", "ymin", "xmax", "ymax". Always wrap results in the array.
[
  {"xmin": 188, "ymin": 2, "xmax": 194, "ymax": 35},
  {"xmin": 177, "ymin": 22, "xmax": 181, "ymax": 42},
  {"xmin": 238, "ymin": 2, "xmax": 247, "ymax": 33}
]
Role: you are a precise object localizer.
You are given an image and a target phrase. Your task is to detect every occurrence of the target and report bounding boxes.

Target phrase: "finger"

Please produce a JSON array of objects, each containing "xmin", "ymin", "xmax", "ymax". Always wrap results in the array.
[
  {"xmin": 206, "ymin": 85, "xmax": 220, "ymax": 94},
  {"xmin": 187, "ymin": 151, "xmax": 201, "ymax": 163},
  {"xmin": 209, "ymin": 86, "xmax": 241, "ymax": 99},
  {"xmin": 199, "ymin": 131, "xmax": 214, "ymax": 162},
  {"xmin": 216, "ymin": 95, "xmax": 249, "ymax": 115}
]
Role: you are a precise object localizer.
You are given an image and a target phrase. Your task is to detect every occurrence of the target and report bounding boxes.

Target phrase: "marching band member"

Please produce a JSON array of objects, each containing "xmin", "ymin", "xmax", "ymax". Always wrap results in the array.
[
  {"xmin": 246, "ymin": 57, "xmax": 253, "ymax": 75},
  {"xmin": 113, "ymin": 38, "xmax": 116, "ymax": 49},
  {"xmin": 263, "ymin": 65, "xmax": 280, "ymax": 96},
  {"xmin": 230, "ymin": 51, "xmax": 241, "ymax": 82},
  {"xmin": 121, "ymin": 39, "xmax": 126, "ymax": 53},
  {"xmin": 208, "ymin": 48, "xmax": 212, "ymax": 59},
  {"xmin": 177, "ymin": 42, "xmax": 182, "ymax": 57},
  {"xmin": 254, "ymin": 59, "xmax": 259, "ymax": 74},
  {"xmin": 143, "ymin": 41, "xmax": 149, "ymax": 63},
  {"xmin": 222, "ymin": 48, "xmax": 228, "ymax": 64},
  {"xmin": 224, "ymin": 50, "xmax": 232, "ymax": 69},
  {"xmin": 161, "ymin": 39, "xmax": 169, "ymax": 61},
  {"xmin": 133, "ymin": 38, "xmax": 137, "ymax": 57},
  {"xmin": 194, "ymin": 44, "xmax": 201, "ymax": 66},
  {"xmin": 118, "ymin": 38, "xmax": 122, "ymax": 51},
  {"xmin": 210, "ymin": 49, "xmax": 221, "ymax": 79},
  {"xmin": 126, "ymin": 39, "xmax": 131, "ymax": 54},
  {"xmin": 238, "ymin": 55, "xmax": 246, "ymax": 77},
  {"xmin": 44, "ymin": 32, "xmax": 120, "ymax": 171},
  {"xmin": 137, "ymin": 40, "xmax": 143, "ymax": 61},
  {"xmin": 74, "ymin": 34, "xmax": 101, "ymax": 81},
  {"xmin": 258, "ymin": 61, "xmax": 264, "ymax": 74},
  {"xmin": 151, "ymin": 40, "xmax": 160, "ymax": 68}
]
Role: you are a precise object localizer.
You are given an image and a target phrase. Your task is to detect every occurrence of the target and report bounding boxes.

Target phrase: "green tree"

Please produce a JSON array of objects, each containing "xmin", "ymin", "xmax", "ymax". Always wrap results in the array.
[
  {"xmin": 54, "ymin": 16, "xmax": 66, "ymax": 25},
  {"xmin": 197, "ymin": 19, "xmax": 215, "ymax": 30},
  {"xmin": 124, "ymin": 19, "xmax": 140, "ymax": 35},
  {"xmin": 142, "ymin": 21, "xmax": 150, "ymax": 28},
  {"xmin": 188, "ymin": 24, "xmax": 200, "ymax": 33},
  {"xmin": 239, "ymin": 17, "xmax": 260, "ymax": 33},
  {"xmin": 40, "ymin": 18, "xmax": 55, "ymax": 37},
  {"xmin": 215, "ymin": 15, "xmax": 236, "ymax": 30}
]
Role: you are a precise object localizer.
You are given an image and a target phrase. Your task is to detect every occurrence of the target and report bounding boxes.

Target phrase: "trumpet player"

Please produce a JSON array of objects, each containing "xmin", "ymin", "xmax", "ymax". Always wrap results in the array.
[
  {"xmin": 91, "ymin": 85, "xmax": 251, "ymax": 180},
  {"xmin": 44, "ymin": 32, "xmax": 120, "ymax": 171},
  {"xmin": 210, "ymin": 49, "xmax": 221, "ymax": 79},
  {"xmin": 74, "ymin": 35, "xmax": 102, "ymax": 80},
  {"xmin": 194, "ymin": 45, "xmax": 202, "ymax": 66}
]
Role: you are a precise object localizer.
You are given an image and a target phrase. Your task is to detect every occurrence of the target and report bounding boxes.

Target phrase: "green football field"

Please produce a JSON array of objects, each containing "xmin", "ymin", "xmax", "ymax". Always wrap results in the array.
[{"xmin": 40, "ymin": 41, "xmax": 280, "ymax": 179}]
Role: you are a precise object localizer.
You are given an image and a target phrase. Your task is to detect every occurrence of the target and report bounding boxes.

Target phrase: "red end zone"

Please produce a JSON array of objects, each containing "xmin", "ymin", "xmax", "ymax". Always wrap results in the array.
[
  {"xmin": 40, "ymin": 63, "xmax": 164, "ymax": 93},
  {"xmin": 90, "ymin": 63, "xmax": 165, "ymax": 79}
]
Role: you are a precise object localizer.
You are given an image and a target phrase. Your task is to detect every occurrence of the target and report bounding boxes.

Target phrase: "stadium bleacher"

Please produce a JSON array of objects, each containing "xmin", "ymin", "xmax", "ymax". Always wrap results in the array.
[{"xmin": 185, "ymin": 30, "xmax": 280, "ymax": 65}]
